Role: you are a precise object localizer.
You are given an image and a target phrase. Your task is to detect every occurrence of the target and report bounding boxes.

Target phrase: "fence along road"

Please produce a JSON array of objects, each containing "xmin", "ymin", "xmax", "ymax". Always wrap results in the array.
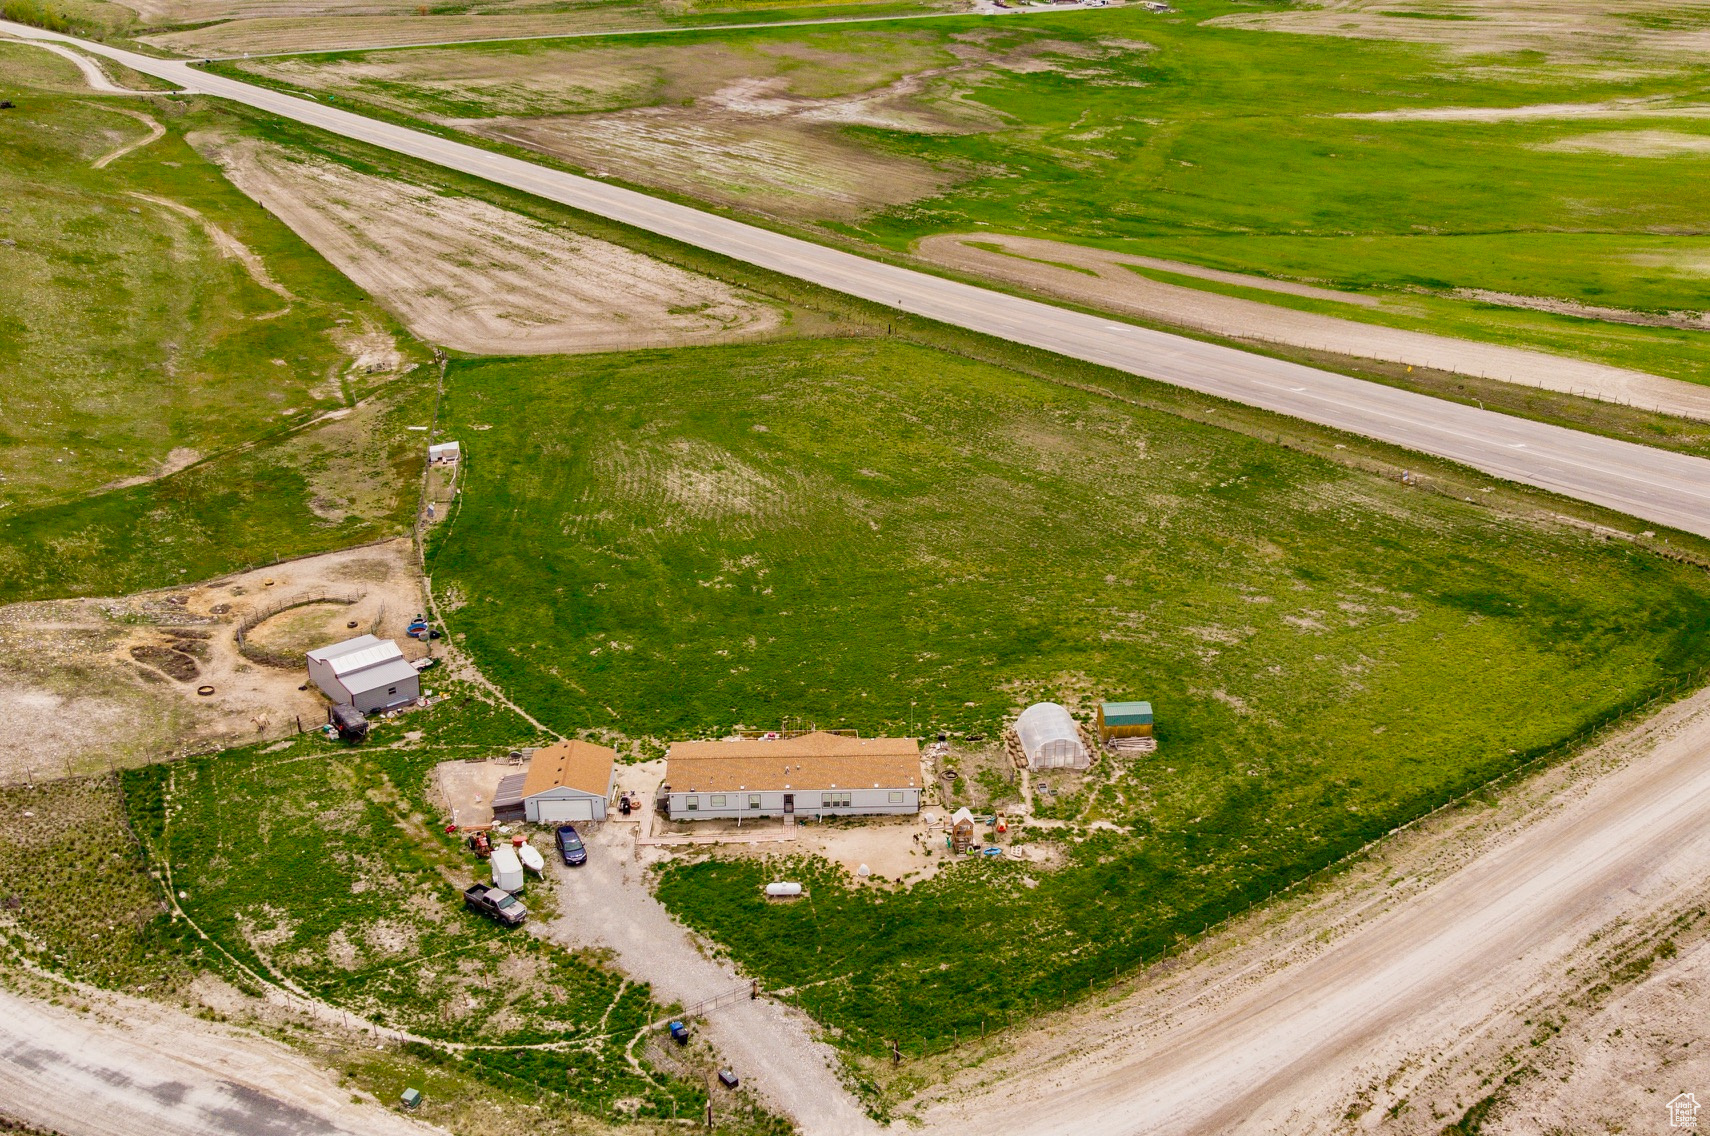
[{"xmin": 14, "ymin": 21, "xmax": 1710, "ymax": 539}]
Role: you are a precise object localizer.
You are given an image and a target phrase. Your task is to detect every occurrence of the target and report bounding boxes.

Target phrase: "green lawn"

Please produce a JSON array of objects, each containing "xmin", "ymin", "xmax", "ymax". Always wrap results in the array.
[
  {"xmin": 423, "ymin": 337, "xmax": 1710, "ymax": 1060},
  {"xmin": 222, "ymin": 0, "xmax": 1710, "ymax": 383}
]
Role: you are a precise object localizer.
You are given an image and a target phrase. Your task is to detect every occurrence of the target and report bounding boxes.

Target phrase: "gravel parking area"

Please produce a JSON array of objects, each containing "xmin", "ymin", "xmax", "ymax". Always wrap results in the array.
[{"xmin": 537, "ymin": 818, "xmax": 877, "ymax": 1136}]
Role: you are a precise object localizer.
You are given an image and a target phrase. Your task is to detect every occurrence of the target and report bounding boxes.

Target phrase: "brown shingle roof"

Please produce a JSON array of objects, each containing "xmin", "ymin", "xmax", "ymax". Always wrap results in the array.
[
  {"xmin": 664, "ymin": 731, "xmax": 920, "ymax": 793},
  {"xmin": 523, "ymin": 740, "xmax": 616, "ymax": 799}
]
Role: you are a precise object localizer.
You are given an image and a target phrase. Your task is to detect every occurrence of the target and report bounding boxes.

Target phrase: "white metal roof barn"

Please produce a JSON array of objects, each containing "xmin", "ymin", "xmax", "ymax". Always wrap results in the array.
[
  {"xmin": 305, "ymin": 635, "xmax": 420, "ymax": 713},
  {"xmin": 1014, "ymin": 702, "xmax": 1090, "ymax": 770}
]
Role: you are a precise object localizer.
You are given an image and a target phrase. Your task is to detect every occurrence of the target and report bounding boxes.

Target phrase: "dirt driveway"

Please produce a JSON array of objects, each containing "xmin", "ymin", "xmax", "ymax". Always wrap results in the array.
[
  {"xmin": 537, "ymin": 816, "xmax": 878, "ymax": 1136},
  {"xmin": 915, "ymin": 233, "xmax": 1710, "ymax": 421}
]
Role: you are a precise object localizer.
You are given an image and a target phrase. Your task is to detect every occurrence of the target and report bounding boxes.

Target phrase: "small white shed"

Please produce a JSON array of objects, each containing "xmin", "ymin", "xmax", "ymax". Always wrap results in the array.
[
  {"xmin": 305, "ymin": 635, "xmax": 420, "ymax": 713},
  {"xmin": 429, "ymin": 441, "xmax": 460, "ymax": 463},
  {"xmin": 1015, "ymin": 702, "xmax": 1090, "ymax": 770}
]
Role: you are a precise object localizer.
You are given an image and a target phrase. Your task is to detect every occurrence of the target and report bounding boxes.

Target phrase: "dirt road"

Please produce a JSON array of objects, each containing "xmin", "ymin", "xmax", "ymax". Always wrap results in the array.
[
  {"xmin": 539, "ymin": 820, "xmax": 877, "ymax": 1136},
  {"xmin": 914, "ymin": 687, "xmax": 1710, "ymax": 1134},
  {"xmin": 9, "ymin": 23, "xmax": 1710, "ymax": 539},
  {"xmin": 917, "ymin": 233, "xmax": 1710, "ymax": 422},
  {"xmin": 0, "ymin": 987, "xmax": 439, "ymax": 1136}
]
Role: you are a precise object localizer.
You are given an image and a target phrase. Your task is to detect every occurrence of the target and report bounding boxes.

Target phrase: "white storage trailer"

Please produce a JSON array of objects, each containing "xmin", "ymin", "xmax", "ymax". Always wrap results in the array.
[{"xmin": 490, "ymin": 845, "xmax": 524, "ymax": 892}]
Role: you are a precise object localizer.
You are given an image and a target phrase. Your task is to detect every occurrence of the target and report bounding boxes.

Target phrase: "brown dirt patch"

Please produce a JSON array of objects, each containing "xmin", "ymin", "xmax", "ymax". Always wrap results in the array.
[
  {"xmin": 0, "ymin": 539, "xmax": 425, "ymax": 784},
  {"xmin": 477, "ymin": 110, "xmax": 954, "ymax": 221},
  {"xmin": 914, "ymin": 232, "xmax": 1710, "ymax": 420},
  {"xmin": 1335, "ymin": 96, "xmax": 1710, "ymax": 123},
  {"xmin": 433, "ymin": 756, "xmax": 516, "ymax": 828},
  {"xmin": 1208, "ymin": 0, "xmax": 1710, "ymax": 63},
  {"xmin": 1539, "ymin": 127, "xmax": 1710, "ymax": 156},
  {"xmin": 194, "ymin": 135, "xmax": 784, "ymax": 354},
  {"xmin": 129, "ymin": 643, "xmax": 202, "ymax": 682}
]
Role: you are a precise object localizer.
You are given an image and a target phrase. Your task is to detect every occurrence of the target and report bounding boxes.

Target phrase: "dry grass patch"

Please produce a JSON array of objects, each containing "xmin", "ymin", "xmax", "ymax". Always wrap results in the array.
[
  {"xmin": 477, "ymin": 110, "xmax": 953, "ymax": 219},
  {"xmin": 1207, "ymin": 0, "xmax": 1710, "ymax": 62},
  {"xmin": 195, "ymin": 135, "xmax": 786, "ymax": 354}
]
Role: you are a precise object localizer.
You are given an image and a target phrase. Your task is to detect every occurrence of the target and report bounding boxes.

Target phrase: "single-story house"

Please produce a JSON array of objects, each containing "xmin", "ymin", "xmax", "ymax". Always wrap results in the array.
[
  {"xmin": 661, "ymin": 731, "xmax": 921, "ymax": 822},
  {"xmin": 305, "ymin": 635, "xmax": 419, "ymax": 713},
  {"xmin": 429, "ymin": 440, "xmax": 460, "ymax": 463},
  {"xmin": 492, "ymin": 740, "xmax": 616, "ymax": 824}
]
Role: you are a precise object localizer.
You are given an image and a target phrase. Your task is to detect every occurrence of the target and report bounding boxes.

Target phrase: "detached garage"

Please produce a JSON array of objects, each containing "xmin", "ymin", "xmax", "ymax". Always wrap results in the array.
[{"xmin": 501, "ymin": 740, "xmax": 616, "ymax": 824}]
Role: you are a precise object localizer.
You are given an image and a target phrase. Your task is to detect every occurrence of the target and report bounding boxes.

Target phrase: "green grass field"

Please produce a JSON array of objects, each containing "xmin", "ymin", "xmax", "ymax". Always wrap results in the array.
[
  {"xmin": 221, "ymin": 0, "xmax": 1710, "ymax": 384},
  {"xmin": 111, "ymin": 692, "xmax": 731, "ymax": 1124},
  {"xmin": 0, "ymin": 45, "xmax": 438, "ymax": 604},
  {"xmin": 422, "ymin": 337, "xmax": 1710, "ymax": 1063}
]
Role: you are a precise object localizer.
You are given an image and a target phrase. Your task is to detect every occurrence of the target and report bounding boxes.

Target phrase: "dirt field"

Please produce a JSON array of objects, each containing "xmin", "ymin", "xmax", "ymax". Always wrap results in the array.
[
  {"xmin": 230, "ymin": 32, "xmax": 1111, "ymax": 219},
  {"xmin": 0, "ymin": 985, "xmax": 440, "ymax": 1136},
  {"xmin": 1208, "ymin": 0, "xmax": 1710, "ymax": 62},
  {"xmin": 433, "ymin": 755, "xmax": 521, "ymax": 827},
  {"xmin": 194, "ymin": 135, "xmax": 785, "ymax": 354},
  {"xmin": 1337, "ymin": 97, "xmax": 1710, "ymax": 123},
  {"xmin": 0, "ymin": 539, "xmax": 427, "ymax": 784},
  {"xmin": 904, "ymin": 684, "xmax": 1710, "ymax": 1135},
  {"xmin": 915, "ymin": 233, "xmax": 1710, "ymax": 420}
]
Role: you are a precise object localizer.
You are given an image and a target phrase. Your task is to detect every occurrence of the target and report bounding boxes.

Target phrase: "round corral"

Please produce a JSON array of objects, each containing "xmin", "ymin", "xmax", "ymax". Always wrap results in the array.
[{"xmin": 242, "ymin": 599, "xmax": 374, "ymax": 663}]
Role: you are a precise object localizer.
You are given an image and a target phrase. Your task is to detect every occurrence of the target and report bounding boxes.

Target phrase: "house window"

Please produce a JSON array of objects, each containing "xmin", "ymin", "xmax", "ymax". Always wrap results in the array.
[
  {"xmin": 387, "ymin": 687, "xmax": 397, "ymax": 695},
  {"xmin": 685, "ymin": 796, "xmax": 698, "ymax": 811},
  {"xmin": 710, "ymin": 795, "xmax": 726, "ymax": 808},
  {"xmin": 822, "ymin": 791, "xmax": 851, "ymax": 808},
  {"xmin": 748, "ymin": 794, "xmax": 761, "ymax": 810},
  {"xmin": 888, "ymin": 791, "xmax": 904, "ymax": 804}
]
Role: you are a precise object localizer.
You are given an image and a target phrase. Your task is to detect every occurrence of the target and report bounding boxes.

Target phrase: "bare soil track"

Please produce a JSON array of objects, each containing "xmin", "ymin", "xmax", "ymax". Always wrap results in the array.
[
  {"xmin": 0, "ymin": 986, "xmax": 440, "ymax": 1136},
  {"xmin": 916, "ymin": 233, "xmax": 1710, "ymax": 422}
]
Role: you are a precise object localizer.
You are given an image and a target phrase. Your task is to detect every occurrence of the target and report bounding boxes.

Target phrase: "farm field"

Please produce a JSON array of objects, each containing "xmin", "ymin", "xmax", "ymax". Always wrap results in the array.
[
  {"xmin": 0, "ymin": 40, "xmax": 427, "ymax": 513},
  {"xmin": 56, "ymin": 0, "xmax": 951, "ymax": 57},
  {"xmin": 197, "ymin": 133, "xmax": 790, "ymax": 355},
  {"xmin": 217, "ymin": 0, "xmax": 1710, "ymax": 386},
  {"xmin": 421, "ymin": 336, "xmax": 1710, "ymax": 1065}
]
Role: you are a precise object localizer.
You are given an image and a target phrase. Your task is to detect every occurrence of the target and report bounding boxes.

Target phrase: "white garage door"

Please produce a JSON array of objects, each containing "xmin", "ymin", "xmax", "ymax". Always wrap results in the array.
[{"xmin": 537, "ymin": 798, "xmax": 594, "ymax": 824}]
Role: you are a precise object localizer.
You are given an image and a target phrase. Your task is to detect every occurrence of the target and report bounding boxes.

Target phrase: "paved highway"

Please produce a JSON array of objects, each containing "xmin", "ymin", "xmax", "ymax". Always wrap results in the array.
[{"xmin": 11, "ymin": 21, "xmax": 1710, "ymax": 539}]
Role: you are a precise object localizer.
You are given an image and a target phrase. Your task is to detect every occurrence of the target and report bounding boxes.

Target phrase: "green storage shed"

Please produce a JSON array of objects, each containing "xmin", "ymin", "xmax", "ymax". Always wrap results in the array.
[{"xmin": 1098, "ymin": 700, "xmax": 1153, "ymax": 742}]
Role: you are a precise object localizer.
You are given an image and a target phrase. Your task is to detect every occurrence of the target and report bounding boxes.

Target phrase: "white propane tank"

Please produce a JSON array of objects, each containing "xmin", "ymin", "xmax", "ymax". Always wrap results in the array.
[
  {"xmin": 764, "ymin": 882, "xmax": 803, "ymax": 898},
  {"xmin": 490, "ymin": 845, "xmax": 524, "ymax": 892}
]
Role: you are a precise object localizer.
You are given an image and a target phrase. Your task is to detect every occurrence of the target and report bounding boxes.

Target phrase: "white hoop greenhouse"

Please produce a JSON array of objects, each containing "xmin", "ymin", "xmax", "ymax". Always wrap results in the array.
[{"xmin": 1014, "ymin": 702, "xmax": 1089, "ymax": 770}]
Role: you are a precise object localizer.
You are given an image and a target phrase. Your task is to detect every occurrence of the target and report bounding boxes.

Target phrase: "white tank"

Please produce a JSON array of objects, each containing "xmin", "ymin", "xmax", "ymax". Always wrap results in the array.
[
  {"xmin": 490, "ymin": 845, "xmax": 524, "ymax": 892},
  {"xmin": 764, "ymin": 882, "xmax": 803, "ymax": 897}
]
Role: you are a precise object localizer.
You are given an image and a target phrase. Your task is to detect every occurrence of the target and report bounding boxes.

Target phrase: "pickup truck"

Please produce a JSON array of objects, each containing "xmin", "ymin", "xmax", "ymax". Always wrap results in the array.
[{"xmin": 463, "ymin": 882, "xmax": 527, "ymax": 926}]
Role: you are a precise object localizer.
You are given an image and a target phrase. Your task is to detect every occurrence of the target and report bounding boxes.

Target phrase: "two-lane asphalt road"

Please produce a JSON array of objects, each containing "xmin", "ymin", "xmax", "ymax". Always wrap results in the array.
[{"xmin": 11, "ymin": 21, "xmax": 1710, "ymax": 538}]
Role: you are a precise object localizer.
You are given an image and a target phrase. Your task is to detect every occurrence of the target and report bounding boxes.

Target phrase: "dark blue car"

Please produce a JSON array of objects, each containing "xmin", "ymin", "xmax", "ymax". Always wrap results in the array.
[{"xmin": 555, "ymin": 824, "xmax": 587, "ymax": 867}]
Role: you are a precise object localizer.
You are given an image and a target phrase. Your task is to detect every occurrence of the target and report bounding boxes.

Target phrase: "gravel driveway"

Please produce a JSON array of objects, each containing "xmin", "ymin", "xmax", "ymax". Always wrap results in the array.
[{"xmin": 538, "ymin": 820, "xmax": 878, "ymax": 1136}]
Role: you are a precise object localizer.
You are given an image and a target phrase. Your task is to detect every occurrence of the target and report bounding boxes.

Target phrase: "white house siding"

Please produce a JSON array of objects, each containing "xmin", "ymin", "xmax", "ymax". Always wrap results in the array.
[{"xmin": 667, "ymin": 786, "xmax": 918, "ymax": 822}]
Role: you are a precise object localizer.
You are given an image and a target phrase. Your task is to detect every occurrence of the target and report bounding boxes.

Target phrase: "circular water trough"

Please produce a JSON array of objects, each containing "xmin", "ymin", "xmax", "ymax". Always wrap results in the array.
[{"xmin": 197, "ymin": 685, "xmax": 216, "ymax": 697}]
